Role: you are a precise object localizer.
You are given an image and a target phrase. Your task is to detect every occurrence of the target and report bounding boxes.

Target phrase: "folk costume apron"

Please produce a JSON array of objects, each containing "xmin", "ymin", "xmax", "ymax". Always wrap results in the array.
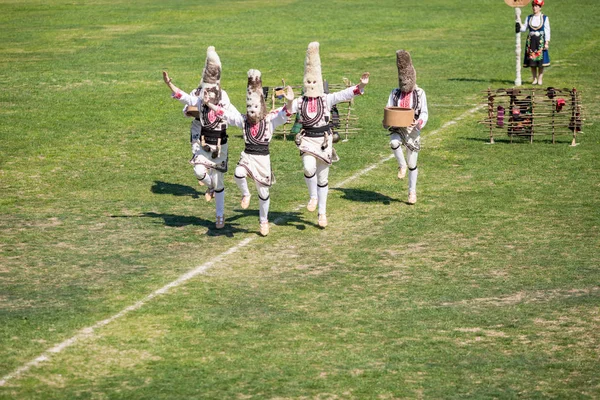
[
  {"xmin": 295, "ymin": 96, "xmax": 338, "ymax": 164},
  {"xmin": 238, "ymin": 119, "xmax": 275, "ymax": 187},
  {"xmin": 190, "ymin": 104, "xmax": 228, "ymax": 173},
  {"xmin": 523, "ymin": 14, "xmax": 550, "ymax": 68}
]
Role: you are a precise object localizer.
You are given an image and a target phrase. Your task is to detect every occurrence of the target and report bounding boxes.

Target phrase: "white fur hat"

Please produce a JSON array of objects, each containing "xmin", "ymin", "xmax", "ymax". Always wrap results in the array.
[
  {"xmin": 246, "ymin": 69, "xmax": 266, "ymax": 124},
  {"xmin": 304, "ymin": 42, "xmax": 324, "ymax": 97},
  {"xmin": 396, "ymin": 50, "xmax": 416, "ymax": 93},
  {"xmin": 201, "ymin": 46, "xmax": 222, "ymax": 104}
]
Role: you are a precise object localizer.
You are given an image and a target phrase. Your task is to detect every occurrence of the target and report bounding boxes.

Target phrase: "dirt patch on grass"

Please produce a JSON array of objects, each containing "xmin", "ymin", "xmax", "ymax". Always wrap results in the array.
[{"xmin": 439, "ymin": 287, "xmax": 599, "ymax": 308}]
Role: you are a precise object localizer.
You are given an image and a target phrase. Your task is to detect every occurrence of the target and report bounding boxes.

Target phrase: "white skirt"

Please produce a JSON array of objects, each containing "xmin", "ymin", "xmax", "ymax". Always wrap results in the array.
[
  {"xmin": 297, "ymin": 135, "xmax": 339, "ymax": 165},
  {"xmin": 237, "ymin": 151, "xmax": 274, "ymax": 187},
  {"xmin": 190, "ymin": 141, "xmax": 229, "ymax": 172}
]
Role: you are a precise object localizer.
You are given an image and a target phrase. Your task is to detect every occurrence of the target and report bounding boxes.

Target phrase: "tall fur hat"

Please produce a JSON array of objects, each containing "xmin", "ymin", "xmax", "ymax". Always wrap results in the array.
[
  {"xmin": 246, "ymin": 69, "xmax": 267, "ymax": 124},
  {"xmin": 304, "ymin": 42, "xmax": 324, "ymax": 97},
  {"xmin": 201, "ymin": 46, "xmax": 222, "ymax": 104},
  {"xmin": 396, "ymin": 49, "xmax": 416, "ymax": 93}
]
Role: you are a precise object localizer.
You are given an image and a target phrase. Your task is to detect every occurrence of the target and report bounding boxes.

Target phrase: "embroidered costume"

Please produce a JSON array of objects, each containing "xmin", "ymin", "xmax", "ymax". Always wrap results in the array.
[
  {"xmin": 384, "ymin": 50, "xmax": 429, "ymax": 205},
  {"xmin": 165, "ymin": 46, "xmax": 238, "ymax": 229},
  {"xmin": 210, "ymin": 69, "xmax": 294, "ymax": 236},
  {"xmin": 521, "ymin": 12, "xmax": 551, "ymax": 67},
  {"xmin": 290, "ymin": 42, "xmax": 369, "ymax": 228}
]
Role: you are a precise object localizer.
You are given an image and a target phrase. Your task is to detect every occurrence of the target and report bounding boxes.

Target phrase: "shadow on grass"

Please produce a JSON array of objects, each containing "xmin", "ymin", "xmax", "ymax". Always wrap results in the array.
[
  {"xmin": 227, "ymin": 209, "xmax": 316, "ymax": 231},
  {"xmin": 333, "ymin": 187, "xmax": 401, "ymax": 205},
  {"xmin": 111, "ymin": 213, "xmax": 250, "ymax": 238},
  {"xmin": 147, "ymin": 181, "xmax": 317, "ymax": 233},
  {"xmin": 151, "ymin": 181, "xmax": 200, "ymax": 199},
  {"xmin": 448, "ymin": 77, "xmax": 515, "ymax": 85}
]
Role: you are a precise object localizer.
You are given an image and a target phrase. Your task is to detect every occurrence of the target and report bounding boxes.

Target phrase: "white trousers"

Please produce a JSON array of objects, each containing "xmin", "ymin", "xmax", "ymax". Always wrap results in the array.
[
  {"xmin": 390, "ymin": 135, "xmax": 419, "ymax": 194},
  {"xmin": 194, "ymin": 164, "xmax": 225, "ymax": 217},
  {"xmin": 303, "ymin": 154, "xmax": 329, "ymax": 215}
]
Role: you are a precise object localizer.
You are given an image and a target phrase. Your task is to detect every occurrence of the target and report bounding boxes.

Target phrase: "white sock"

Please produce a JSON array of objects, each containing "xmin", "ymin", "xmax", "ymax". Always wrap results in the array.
[
  {"xmin": 305, "ymin": 175, "xmax": 317, "ymax": 200},
  {"xmin": 317, "ymin": 185, "xmax": 328, "ymax": 215},
  {"xmin": 259, "ymin": 197, "xmax": 270, "ymax": 223},
  {"xmin": 235, "ymin": 176, "xmax": 251, "ymax": 197},
  {"xmin": 408, "ymin": 168, "xmax": 418, "ymax": 193},
  {"xmin": 215, "ymin": 189, "xmax": 225, "ymax": 217},
  {"xmin": 393, "ymin": 146, "xmax": 407, "ymax": 169}
]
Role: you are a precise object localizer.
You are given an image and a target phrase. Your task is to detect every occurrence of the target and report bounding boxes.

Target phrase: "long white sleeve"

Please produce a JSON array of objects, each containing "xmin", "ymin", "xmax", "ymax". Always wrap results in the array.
[
  {"xmin": 520, "ymin": 14, "xmax": 550, "ymax": 41},
  {"xmin": 417, "ymin": 89, "xmax": 428, "ymax": 130},
  {"xmin": 326, "ymin": 85, "xmax": 363, "ymax": 108}
]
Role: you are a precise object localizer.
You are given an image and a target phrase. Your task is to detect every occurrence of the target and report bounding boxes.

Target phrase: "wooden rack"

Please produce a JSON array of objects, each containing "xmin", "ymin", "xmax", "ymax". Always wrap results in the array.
[{"xmin": 479, "ymin": 87, "xmax": 584, "ymax": 145}]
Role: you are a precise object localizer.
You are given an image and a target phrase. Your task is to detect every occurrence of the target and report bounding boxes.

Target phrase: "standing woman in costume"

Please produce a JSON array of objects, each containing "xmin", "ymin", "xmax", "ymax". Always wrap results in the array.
[
  {"xmin": 517, "ymin": 0, "xmax": 551, "ymax": 85},
  {"xmin": 205, "ymin": 70, "xmax": 294, "ymax": 236},
  {"xmin": 383, "ymin": 50, "xmax": 428, "ymax": 205},
  {"xmin": 163, "ymin": 46, "xmax": 238, "ymax": 229},
  {"xmin": 290, "ymin": 42, "xmax": 369, "ymax": 228}
]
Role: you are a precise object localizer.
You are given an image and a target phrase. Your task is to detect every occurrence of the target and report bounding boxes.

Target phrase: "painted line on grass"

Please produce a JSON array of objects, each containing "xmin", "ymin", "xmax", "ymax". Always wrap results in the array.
[
  {"xmin": 0, "ymin": 104, "xmax": 483, "ymax": 387},
  {"xmin": 336, "ymin": 104, "xmax": 482, "ymax": 188}
]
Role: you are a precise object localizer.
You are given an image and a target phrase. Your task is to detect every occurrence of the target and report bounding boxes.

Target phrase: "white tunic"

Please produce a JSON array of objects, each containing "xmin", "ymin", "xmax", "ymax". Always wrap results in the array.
[
  {"xmin": 217, "ymin": 106, "xmax": 291, "ymax": 186},
  {"xmin": 520, "ymin": 14, "xmax": 551, "ymax": 42},
  {"xmin": 291, "ymin": 85, "xmax": 363, "ymax": 164},
  {"xmin": 172, "ymin": 88, "xmax": 239, "ymax": 172},
  {"xmin": 386, "ymin": 86, "xmax": 428, "ymax": 151}
]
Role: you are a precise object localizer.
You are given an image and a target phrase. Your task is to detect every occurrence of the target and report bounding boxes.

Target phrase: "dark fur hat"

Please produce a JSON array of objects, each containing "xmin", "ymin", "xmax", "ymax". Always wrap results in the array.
[{"xmin": 396, "ymin": 50, "xmax": 416, "ymax": 93}]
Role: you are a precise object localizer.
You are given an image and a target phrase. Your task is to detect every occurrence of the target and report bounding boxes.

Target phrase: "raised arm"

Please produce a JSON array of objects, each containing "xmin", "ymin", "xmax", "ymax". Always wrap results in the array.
[
  {"xmin": 327, "ymin": 72, "xmax": 370, "ymax": 106},
  {"xmin": 163, "ymin": 70, "xmax": 199, "ymax": 106},
  {"xmin": 270, "ymin": 86, "xmax": 295, "ymax": 128}
]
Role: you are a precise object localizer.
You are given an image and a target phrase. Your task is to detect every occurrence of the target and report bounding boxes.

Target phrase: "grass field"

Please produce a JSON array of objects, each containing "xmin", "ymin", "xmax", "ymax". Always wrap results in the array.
[{"xmin": 1, "ymin": 0, "xmax": 599, "ymax": 398}]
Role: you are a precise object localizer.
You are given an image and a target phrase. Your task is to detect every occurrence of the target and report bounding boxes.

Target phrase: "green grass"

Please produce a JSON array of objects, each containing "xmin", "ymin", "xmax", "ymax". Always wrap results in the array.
[{"xmin": 1, "ymin": 0, "xmax": 599, "ymax": 398}]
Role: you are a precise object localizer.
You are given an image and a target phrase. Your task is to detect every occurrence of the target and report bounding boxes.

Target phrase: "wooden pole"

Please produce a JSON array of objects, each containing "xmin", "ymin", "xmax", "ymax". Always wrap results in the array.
[
  {"xmin": 551, "ymin": 98, "xmax": 556, "ymax": 144},
  {"xmin": 530, "ymin": 89, "xmax": 535, "ymax": 143},
  {"xmin": 515, "ymin": 7, "xmax": 523, "ymax": 86},
  {"xmin": 488, "ymin": 88, "xmax": 495, "ymax": 144}
]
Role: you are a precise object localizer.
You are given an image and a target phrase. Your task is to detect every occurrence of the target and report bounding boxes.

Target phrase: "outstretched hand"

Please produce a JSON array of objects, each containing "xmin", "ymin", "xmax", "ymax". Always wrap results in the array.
[
  {"xmin": 162, "ymin": 71, "xmax": 171, "ymax": 85},
  {"xmin": 359, "ymin": 72, "xmax": 370, "ymax": 89},
  {"xmin": 283, "ymin": 86, "xmax": 295, "ymax": 102}
]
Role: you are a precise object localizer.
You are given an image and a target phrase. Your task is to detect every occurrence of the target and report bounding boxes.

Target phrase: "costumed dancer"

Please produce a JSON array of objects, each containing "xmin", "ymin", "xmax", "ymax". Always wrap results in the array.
[
  {"xmin": 205, "ymin": 70, "xmax": 294, "ymax": 236},
  {"xmin": 383, "ymin": 50, "xmax": 428, "ymax": 205},
  {"xmin": 517, "ymin": 0, "xmax": 551, "ymax": 85},
  {"xmin": 163, "ymin": 46, "xmax": 238, "ymax": 229},
  {"xmin": 290, "ymin": 42, "xmax": 370, "ymax": 228}
]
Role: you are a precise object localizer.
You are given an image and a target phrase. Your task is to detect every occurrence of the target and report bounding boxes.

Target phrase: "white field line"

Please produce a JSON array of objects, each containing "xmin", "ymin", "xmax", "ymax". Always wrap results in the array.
[
  {"xmin": 0, "ymin": 104, "xmax": 483, "ymax": 387},
  {"xmin": 336, "ymin": 104, "xmax": 482, "ymax": 188}
]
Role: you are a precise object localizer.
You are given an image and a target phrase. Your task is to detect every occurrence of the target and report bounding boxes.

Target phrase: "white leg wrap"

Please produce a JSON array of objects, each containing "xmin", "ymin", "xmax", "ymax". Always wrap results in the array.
[
  {"xmin": 305, "ymin": 174, "xmax": 317, "ymax": 200},
  {"xmin": 407, "ymin": 149, "xmax": 419, "ymax": 193},
  {"xmin": 408, "ymin": 168, "xmax": 418, "ymax": 193},
  {"xmin": 303, "ymin": 154, "xmax": 318, "ymax": 200},
  {"xmin": 317, "ymin": 184, "xmax": 328, "ymax": 215},
  {"xmin": 215, "ymin": 189, "xmax": 225, "ymax": 217},
  {"xmin": 234, "ymin": 168, "xmax": 251, "ymax": 197},
  {"xmin": 258, "ymin": 197, "xmax": 270, "ymax": 223},
  {"xmin": 390, "ymin": 137, "xmax": 407, "ymax": 168}
]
